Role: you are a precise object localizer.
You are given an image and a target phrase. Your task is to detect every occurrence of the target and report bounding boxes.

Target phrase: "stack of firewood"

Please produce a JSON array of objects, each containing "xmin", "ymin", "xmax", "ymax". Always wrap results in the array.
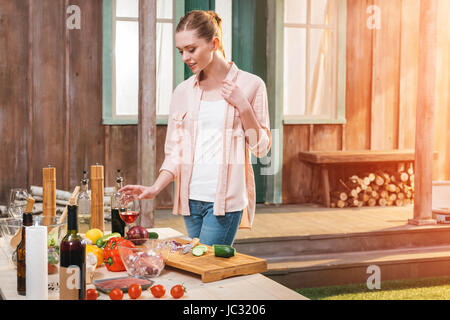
[{"xmin": 330, "ymin": 165, "xmax": 415, "ymax": 208}]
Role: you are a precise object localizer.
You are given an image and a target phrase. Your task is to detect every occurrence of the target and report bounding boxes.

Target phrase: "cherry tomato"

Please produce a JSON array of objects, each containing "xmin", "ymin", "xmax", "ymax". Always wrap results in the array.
[
  {"xmin": 128, "ymin": 283, "xmax": 142, "ymax": 300},
  {"xmin": 150, "ymin": 284, "xmax": 166, "ymax": 298},
  {"xmin": 109, "ymin": 288, "xmax": 124, "ymax": 300},
  {"xmin": 170, "ymin": 284, "xmax": 186, "ymax": 299},
  {"xmin": 86, "ymin": 288, "xmax": 98, "ymax": 300}
]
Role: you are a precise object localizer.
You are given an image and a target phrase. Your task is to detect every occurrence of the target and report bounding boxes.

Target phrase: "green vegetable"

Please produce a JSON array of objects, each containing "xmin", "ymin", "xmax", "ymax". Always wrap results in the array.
[
  {"xmin": 96, "ymin": 233, "xmax": 121, "ymax": 248},
  {"xmin": 195, "ymin": 245, "xmax": 208, "ymax": 254},
  {"xmin": 213, "ymin": 244, "xmax": 236, "ymax": 258},
  {"xmin": 192, "ymin": 246, "xmax": 205, "ymax": 257},
  {"xmin": 148, "ymin": 232, "xmax": 159, "ymax": 239}
]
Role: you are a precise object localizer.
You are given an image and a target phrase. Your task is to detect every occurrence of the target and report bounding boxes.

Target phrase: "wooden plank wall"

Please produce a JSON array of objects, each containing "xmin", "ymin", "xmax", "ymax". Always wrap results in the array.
[
  {"xmin": 0, "ymin": 0, "xmax": 172, "ymax": 208},
  {"xmin": 282, "ymin": 0, "xmax": 450, "ymax": 204}
]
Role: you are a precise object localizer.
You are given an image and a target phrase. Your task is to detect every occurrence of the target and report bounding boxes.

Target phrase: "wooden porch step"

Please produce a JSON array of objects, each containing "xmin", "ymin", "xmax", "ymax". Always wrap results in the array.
[
  {"xmin": 263, "ymin": 245, "xmax": 450, "ymax": 288},
  {"xmin": 234, "ymin": 225, "xmax": 450, "ymax": 258}
]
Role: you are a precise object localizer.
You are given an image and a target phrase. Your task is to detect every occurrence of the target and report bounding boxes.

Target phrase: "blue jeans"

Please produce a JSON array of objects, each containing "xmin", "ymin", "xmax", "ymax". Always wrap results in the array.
[{"xmin": 184, "ymin": 199, "xmax": 243, "ymax": 246}]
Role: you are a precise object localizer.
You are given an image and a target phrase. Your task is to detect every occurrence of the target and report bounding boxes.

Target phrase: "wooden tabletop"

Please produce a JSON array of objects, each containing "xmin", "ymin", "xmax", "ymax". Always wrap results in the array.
[{"xmin": 0, "ymin": 227, "xmax": 306, "ymax": 300}]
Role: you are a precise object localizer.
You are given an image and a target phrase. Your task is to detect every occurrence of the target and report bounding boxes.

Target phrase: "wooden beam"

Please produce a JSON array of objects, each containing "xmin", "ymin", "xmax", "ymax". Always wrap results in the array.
[
  {"xmin": 409, "ymin": 0, "xmax": 438, "ymax": 225},
  {"xmin": 137, "ymin": 0, "xmax": 157, "ymax": 228}
]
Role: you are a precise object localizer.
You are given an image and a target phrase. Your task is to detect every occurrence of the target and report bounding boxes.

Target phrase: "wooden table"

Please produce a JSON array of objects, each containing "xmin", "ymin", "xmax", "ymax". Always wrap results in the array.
[
  {"xmin": 0, "ymin": 228, "xmax": 306, "ymax": 300},
  {"xmin": 298, "ymin": 149, "xmax": 438, "ymax": 208}
]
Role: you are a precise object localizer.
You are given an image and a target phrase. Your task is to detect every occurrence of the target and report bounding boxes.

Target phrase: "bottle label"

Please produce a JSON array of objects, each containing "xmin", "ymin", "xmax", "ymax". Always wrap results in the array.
[{"xmin": 59, "ymin": 265, "xmax": 83, "ymax": 300}]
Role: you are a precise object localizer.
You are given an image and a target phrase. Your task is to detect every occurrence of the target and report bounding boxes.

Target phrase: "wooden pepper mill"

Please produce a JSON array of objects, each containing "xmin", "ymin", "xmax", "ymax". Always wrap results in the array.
[
  {"xmin": 42, "ymin": 166, "xmax": 56, "ymax": 226},
  {"xmin": 90, "ymin": 164, "xmax": 104, "ymax": 232}
]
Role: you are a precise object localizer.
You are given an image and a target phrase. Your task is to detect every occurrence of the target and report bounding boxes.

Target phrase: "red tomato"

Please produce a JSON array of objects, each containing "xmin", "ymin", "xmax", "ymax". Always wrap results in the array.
[
  {"xmin": 170, "ymin": 284, "xmax": 186, "ymax": 299},
  {"xmin": 128, "ymin": 284, "xmax": 142, "ymax": 300},
  {"xmin": 150, "ymin": 284, "xmax": 166, "ymax": 298},
  {"xmin": 109, "ymin": 288, "xmax": 124, "ymax": 300},
  {"xmin": 86, "ymin": 288, "xmax": 98, "ymax": 300}
]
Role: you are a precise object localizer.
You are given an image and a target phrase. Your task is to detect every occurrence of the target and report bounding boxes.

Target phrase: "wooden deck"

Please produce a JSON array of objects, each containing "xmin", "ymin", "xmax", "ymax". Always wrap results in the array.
[{"xmin": 153, "ymin": 203, "xmax": 450, "ymax": 240}]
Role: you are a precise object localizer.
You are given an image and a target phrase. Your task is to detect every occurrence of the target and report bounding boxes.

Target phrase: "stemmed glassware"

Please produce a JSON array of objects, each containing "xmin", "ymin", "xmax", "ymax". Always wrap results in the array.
[
  {"xmin": 8, "ymin": 189, "xmax": 30, "ymax": 218},
  {"xmin": 118, "ymin": 194, "xmax": 141, "ymax": 234}
]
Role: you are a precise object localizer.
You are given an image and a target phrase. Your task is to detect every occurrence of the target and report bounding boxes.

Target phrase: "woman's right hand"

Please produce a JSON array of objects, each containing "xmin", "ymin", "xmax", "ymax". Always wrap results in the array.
[{"xmin": 119, "ymin": 185, "xmax": 158, "ymax": 200}]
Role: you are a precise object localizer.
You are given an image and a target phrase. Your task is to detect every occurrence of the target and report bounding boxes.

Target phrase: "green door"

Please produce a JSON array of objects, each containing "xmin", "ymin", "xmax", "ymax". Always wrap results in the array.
[
  {"xmin": 183, "ymin": 0, "xmax": 268, "ymax": 203},
  {"xmin": 184, "ymin": 0, "xmax": 216, "ymax": 80}
]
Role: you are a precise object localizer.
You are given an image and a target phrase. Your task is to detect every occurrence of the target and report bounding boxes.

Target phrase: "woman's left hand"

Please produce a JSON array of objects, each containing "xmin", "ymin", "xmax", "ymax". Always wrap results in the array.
[{"xmin": 221, "ymin": 80, "xmax": 248, "ymax": 112}]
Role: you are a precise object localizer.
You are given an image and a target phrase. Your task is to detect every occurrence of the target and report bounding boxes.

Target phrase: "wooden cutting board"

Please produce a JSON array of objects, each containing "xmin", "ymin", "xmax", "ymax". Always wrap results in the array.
[{"xmin": 165, "ymin": 239, "xmax": 267, "ymax": 283}]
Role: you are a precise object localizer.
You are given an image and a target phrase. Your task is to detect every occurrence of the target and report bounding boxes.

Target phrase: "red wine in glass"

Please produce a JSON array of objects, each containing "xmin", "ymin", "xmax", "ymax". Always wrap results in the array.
[{"xmin": 119, "ymin": 210, "xmax": 139, "ymax": 224}]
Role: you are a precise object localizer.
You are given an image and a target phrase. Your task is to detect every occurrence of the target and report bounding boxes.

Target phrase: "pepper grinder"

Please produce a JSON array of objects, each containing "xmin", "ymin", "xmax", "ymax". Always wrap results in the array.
[{"xmin": 90, "ymin": 164, "xmax": 104, "ymax": 232}]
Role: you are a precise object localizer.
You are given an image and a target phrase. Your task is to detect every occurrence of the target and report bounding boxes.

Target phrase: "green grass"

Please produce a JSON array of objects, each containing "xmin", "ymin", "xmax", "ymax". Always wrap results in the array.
[{"xmin": 296, "ymin": 276, "xmax": 450, "ymax": 300}]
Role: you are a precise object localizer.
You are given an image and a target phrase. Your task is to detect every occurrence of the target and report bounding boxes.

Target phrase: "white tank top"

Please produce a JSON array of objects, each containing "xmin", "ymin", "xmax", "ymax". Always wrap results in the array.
[{"xmin": 189, "ymin": 99, "xmax": 227, "ymax": 202}]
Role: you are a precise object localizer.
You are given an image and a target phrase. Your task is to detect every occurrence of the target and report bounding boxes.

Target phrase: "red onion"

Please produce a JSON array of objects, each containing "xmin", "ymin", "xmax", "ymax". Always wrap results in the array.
[{"xmin": 126, "ymin": 226, "xmax": 149, "ymax": 245}]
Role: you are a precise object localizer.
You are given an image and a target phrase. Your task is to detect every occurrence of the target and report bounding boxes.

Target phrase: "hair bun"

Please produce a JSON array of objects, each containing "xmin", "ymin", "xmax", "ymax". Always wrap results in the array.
[{"xmin": 207, "ymin": 11, "xmax": 222, "ymax": 25}]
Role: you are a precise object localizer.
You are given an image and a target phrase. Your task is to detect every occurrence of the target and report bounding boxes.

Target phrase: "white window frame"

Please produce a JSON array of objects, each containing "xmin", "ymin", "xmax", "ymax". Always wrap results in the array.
[
  {"xmin": 283, "ymin": 0, "xmax": 347, "ymax": 125},
  {"xmin": 103, "ymin": 0, "xmax": 183, "ymax": 125}
]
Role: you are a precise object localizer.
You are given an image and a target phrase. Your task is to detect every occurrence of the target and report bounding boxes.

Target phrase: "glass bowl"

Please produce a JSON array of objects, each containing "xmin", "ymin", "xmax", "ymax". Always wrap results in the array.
[
  {"xmin": 0, "ymin": 216, "xmax": 67, "ymax": 273},
  {"xmin": 118, "ymin": 239, "xmax": 171, "ymax": 278}
]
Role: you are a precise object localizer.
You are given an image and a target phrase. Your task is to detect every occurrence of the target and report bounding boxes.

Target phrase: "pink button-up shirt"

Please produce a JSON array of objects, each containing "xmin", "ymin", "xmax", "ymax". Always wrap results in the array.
[{"xmin": 159, "ymin": 62, "xmax": 271, "ymax": 229}]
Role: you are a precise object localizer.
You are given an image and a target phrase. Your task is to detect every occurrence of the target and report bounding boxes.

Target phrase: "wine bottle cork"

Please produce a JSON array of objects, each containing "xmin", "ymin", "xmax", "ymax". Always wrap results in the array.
[
  {"xmin": 25, "ymin": 197, "xmax": 35, "ymax": 214},
  {"xmin": 90, "ymin": 164, "xmax": 104, "ymax": 232},
  {"xmin": 42, "ymin": 167, "xmax": 56, "ymax": 226}
]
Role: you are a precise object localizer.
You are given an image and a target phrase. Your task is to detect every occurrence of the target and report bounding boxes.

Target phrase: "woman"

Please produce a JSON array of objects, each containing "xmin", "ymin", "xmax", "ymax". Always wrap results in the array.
[{"xmin": 120, "ymin": 10, "xmax": 271, "ymax": 246}]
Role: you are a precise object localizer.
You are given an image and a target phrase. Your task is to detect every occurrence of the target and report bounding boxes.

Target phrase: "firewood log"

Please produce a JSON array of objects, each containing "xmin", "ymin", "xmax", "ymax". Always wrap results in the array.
[
  {"xmin": 378, "ymin": 198, "xmax": 388, "ymax": 207},
  {"xmin": 348, "ymin": 198, "xmax": 360, "ymax": 207},
  {"xmin": 395, "ymin": 199, "xmax": 404, "ymax": 207},
  {"xmin": 360, "ymin": 193, "xmax": 370, "ymax": 203},
  {"xmin": 371, "ymin": 191, "xmax": 380, "ymax": 200},
  {"xmin": 365, "ymin": 173, "xmax": 376, "ymax": 182},
  {"xmin": 350, "ymin": 189, "xmax": 360, "ymax": 198},
  {"xmin": 386, "ymin": 184, "xmax": 397, "ymax": 193},
  {"xmin": 331, "ymin": 191, "xmax": 348, "ymax": 201},
  {"xmin": 407, "ymin": 163, "xmax": 414, "ymax": 175},
  {"xmin": 336, "ymin": 199, "xmax": 346, "ymax": 208},
  {"xmin": 339, "ymin": 179, "xmax": 351, "ymax": 192},
  {"xmin": 368, "ymin": 198, "xmax": 377, "ymax": 207},
  {"xmin": 380, "ymin": 190, "xmax": 389, "ymax": 199},
  {"xmin": 396, "ymin": 172, "xmax": 409, "ymax": 183},
  {"xmin": 375, "ymin": 175, "xmax": 385, "ymax": 186},
  {"xmin": 376, "ymin": 171, "xmax": 391, "ymax": 184},
  {"xmin": 362, "ymin": 177, "xmax": 371, "ymax": 186},
  {"xmin": 389, "ymin": 193, "xmax": 397, "ymax": 202}
]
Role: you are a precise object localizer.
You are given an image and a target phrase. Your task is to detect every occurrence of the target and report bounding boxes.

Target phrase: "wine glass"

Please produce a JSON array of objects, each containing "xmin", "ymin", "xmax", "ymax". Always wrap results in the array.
[
  {"xmin": 119, "ymin": 194, "xmax": 141, "ymax": 234},
  {"xmin": 8, "ymin": 189, "xmax": 30, "ymax": 218}
]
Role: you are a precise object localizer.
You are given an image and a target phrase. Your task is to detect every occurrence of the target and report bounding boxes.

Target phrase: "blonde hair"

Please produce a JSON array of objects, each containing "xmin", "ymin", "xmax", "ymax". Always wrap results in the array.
[{"xmin": 176, "ymin": 10, "xmax": 226, "ymax": 59}]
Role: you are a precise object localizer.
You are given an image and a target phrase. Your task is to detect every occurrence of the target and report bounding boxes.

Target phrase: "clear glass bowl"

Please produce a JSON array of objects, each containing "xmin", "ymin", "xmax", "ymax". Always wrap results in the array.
[
  {"xmin": 0, "ymin": 216, "xmax": 67, "ymax": 273},
  {"xmin": 118, "ymin": 239, "xmax": 171, "ymax": 278}
]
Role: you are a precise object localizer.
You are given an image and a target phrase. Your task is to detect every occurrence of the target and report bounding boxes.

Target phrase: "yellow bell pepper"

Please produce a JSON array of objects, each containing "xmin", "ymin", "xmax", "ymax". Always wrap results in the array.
[{"xmin": 86, "ymin": 244, "xmax": 104, "ymax": 268}]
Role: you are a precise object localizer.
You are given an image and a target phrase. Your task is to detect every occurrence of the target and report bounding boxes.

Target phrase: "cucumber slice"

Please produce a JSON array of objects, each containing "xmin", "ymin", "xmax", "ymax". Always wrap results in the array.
[
  {"xmin": 213, "ymin": 244, "xmax": 236, "ymax": 258},
  {"xmin": 195, "ymin": 245, "xmax": 208, "ymax": 253},
  {"xmin": 192, "ymin": 246, "xmax": 205, "ymax": 257}
]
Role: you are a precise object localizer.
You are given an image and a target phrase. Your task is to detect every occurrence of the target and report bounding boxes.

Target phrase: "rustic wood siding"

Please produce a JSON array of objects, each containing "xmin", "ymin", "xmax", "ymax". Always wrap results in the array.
[
  {"xmin": 282, "ymin": 0, "xmax": 450, "ymax": 204},
  {"xmin": 0, "ymin": 0, "xmax": 172, "ymax": 208}
]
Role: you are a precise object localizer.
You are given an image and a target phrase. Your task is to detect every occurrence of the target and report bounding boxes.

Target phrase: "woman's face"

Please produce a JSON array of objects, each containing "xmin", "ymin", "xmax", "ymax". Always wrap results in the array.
[{"xmin": 175, "ymin": 29, "xmax": 218, "ymax": 74}]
